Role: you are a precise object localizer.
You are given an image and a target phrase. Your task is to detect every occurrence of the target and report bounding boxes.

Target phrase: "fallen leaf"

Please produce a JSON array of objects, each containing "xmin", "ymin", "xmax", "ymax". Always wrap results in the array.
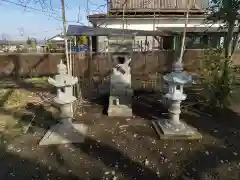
[{"xmin": 144, "ymin": 159, "xmax": 149, "ymax": 166}]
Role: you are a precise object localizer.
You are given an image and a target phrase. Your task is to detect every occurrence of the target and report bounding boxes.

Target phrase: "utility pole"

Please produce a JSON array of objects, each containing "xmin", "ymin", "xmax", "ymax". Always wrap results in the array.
[
  {"xmin": 86, "ymin": 0, "xmax": 90, "ymax": 26},
  {"xmin": 77, "ymin": 5, "xmax": 81, "ymax": 23},
  {"xmin": 60, "ymin": 0, "xmax": 70, "ymax": 74}
]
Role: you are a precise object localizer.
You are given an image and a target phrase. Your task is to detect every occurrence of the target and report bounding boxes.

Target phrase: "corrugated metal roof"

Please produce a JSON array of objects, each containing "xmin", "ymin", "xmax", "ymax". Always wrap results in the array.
[
  {"xmin": 67, "ymin": 25, "xmax": 174, "ymax": 36},
  {"xmin": 109, "ymin": 0, "xmax": 208, "ymax": 11}
]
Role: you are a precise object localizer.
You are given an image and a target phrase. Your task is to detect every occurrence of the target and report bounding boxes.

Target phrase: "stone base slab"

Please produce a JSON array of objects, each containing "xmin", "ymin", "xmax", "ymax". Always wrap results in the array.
[
  {"xmin": 152, "ymin": 119, "xmax": 202, "ymax": 140},
  {"xmin": 108, "ymin": 105, "xmax": 132, "ymax": 117},
  {"xmin": 39, "ymin": 123, "xmax": 88, "ymax": 145}
]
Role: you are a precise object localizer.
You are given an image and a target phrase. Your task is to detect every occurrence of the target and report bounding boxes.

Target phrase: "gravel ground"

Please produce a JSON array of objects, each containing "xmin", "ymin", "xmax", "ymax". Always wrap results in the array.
[{"xmin": 0, "ymin": 91, "xmax": 240, "ymax": 180}]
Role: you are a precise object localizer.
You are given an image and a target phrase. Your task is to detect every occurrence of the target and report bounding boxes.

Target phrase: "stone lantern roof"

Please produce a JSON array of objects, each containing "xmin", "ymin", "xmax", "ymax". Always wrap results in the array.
[{"xmin": 163, "ymin": 72, "xmax": 192, "ymax": 85}]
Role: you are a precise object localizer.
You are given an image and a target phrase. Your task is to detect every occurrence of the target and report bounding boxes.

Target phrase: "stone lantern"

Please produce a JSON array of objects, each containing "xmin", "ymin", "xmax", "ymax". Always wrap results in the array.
[
  {"xmin": 39, "ymin": 60, "xmax": 88, "ymax": 145},
  {"xmin": 48, "ymin": 60, "xmax": 78, "ymax": 123},
  {"xmin": 163, "ymin": 71, "xmax": 190, "ymax": 128},
  {"xmin": 153, "ymin": 61, "xmax": 202, "ymax": 139}
]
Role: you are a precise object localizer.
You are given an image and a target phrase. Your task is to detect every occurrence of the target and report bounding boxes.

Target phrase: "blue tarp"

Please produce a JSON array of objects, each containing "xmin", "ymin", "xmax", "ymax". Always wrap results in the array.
[{"xmin": 68, "ymin": 45, "xmax": 88, "ymax": 52}]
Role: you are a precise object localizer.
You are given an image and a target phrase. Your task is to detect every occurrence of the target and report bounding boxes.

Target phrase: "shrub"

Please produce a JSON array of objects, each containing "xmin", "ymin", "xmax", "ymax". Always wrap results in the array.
[{"xmin": 199, "ymin": 48, "xmax": 235, "ymax": 108}]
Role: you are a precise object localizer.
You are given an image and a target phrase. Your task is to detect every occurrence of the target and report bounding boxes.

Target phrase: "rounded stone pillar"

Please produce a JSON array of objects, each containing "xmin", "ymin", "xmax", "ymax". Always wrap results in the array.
[{"xmin": 168, "ymin": 100, "xmax": 181, "ymax": 125}]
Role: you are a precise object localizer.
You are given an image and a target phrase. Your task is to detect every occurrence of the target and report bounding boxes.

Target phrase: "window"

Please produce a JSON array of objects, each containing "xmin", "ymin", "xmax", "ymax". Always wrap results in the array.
[
  {"xmin": 162, "ymin": 36, "xmax": 174, "ymax": 50},
  {"xmin": 185, "ymin": 33, "xmax": 210, "ymax": 49},
  {"xmin": 107, "ymin": 36, "xmax": 133, "ymax": 52},
  {"xmin": 185, "ymin": 33, "xmax": 222, "ymax": 49}
]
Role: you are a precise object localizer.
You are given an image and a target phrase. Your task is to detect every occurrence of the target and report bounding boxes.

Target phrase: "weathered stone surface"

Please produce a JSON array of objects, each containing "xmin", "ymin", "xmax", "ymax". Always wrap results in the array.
[
  {"xmin": 108, "ymin": 104, "xmax": 132, "ymax": 117},
  {"xmin": 152, "ymin": 119, "xmax": 202, "ymax": 140},
  {"xmin": 154, "ymin": 62, "xmax": 201, "ymax": 140},
  {"xmin": 39, "ymin": 60, "xmax": 88, "ymax": 146},
  {"xmin": 108, "ymin": 56, "xmax": 133, "ymax": 117},
  {"xmin": 39, "ymin": 122, "xmax": 88, "ymax": 145}
]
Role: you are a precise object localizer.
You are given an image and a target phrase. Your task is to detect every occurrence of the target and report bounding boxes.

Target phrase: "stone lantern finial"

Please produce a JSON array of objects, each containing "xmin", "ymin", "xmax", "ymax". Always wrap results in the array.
[
  {"xmin": 57, "ymin": 60, "xmax": 67, "ymax": 74},
  {"xmin": 173, "ymin": 60, "xmax": 183, "ymax": 72}
]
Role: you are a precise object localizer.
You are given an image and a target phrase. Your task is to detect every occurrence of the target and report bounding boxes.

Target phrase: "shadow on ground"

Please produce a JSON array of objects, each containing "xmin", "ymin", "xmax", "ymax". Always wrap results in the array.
[
  {"xmin": 86, "ymin": 91, "xmax": 240, "ymax": 179},
  {"xmin": 183, "ymin": 104, "xmax": 240, "ymax": 143},
  {"xmin": 0, "ymin": 101, "xmax": 162, "ymax": 179},
  {"xmin": 0, "ymin": 145, "xmax": 82, "ymax": 180},
  {"xmin": 1, "ymin": 87, "xmax": 240, "ymax": 180},
  {"xmin": 132, "ymin": 91, "xmax": 167, "ymax": 120},
  {"xmin": 22, "ymin": 103, "xmax": 59, "ymax": 131},
  {"xmin": 75, "ymin": 137, "xmax": 162, "ymax": 180},
  {"xmin": 172, "ymin": 143, "xmax": 240, "ymax": 180},
  {"xmin": 169, "ymin": 102, "xmax": 240, "ymax": 179},
  {"xmin": 89, "ymin": 90, "xmax": 168, "ymax": 119},
  {"xmin": 90, "ymin": 93, "xmax": 109, "ymax": 115}
]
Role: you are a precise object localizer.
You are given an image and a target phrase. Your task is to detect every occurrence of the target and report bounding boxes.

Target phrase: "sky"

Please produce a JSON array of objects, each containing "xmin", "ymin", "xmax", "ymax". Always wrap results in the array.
[{"xmin": 0, "ymin": 0, "xmax": 107, "ymax": 41}]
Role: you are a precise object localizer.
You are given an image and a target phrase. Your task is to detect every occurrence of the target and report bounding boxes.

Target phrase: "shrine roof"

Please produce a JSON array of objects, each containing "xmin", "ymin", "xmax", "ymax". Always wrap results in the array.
[{"xmin": 67, "ymin": 25, "xmax": 174, "ymax": 37}]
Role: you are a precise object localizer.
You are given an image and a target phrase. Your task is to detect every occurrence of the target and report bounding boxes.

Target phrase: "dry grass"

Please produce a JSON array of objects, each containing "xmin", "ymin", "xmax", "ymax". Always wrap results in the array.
[{"xmin": 0, "ymin": 77, "xmax": 50, "ymax": 140}]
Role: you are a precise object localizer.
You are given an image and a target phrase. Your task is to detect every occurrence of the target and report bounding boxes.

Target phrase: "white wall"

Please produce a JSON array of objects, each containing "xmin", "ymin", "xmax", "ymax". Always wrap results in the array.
[
  {"xmin": 96, "ymin": 18, "xmax": 217, "ymax": 30},
  {"xmin": 94, "ymin": 17, "xmax": 222, "ymax": 52},
  {"xmin": 50, "ymin": 36, "xmax": 64, "ymax": 41}
]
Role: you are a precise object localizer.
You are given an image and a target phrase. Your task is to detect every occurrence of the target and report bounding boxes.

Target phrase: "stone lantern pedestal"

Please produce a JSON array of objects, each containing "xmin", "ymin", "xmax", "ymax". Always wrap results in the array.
[
  {"xmin": 39, "ymin": 60, "xmax": 88, "ymax": 145},
  {"xmin": 153, "ymin": 62, "xmax": 202, "ymax": 139}
]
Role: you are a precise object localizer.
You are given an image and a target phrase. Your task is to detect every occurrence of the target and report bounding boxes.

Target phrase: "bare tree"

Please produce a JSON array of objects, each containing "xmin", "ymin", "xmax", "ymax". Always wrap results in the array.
[
  {"xmin": 60, "ymin": 0, "xmax": 70, "ymax": 74},
  {"xmin": 179, "ymin": 0, "xmax": 192, "ymax": 63},
  {"xmin": 1, "ymin": 33, "xmax": 8, "ymax": 45},
  {"xmin": 1, "ymin": 33, "xmax": 10, "ymax": 52},
  {"xmin": 208, "ymin": 0, "xmax": 240, "ymax": 59},
  {"xmin": 19, "ymin": 0, "xmax": 55, "ymax": 12},
  {"xmin": 19, "ymin": 0, "xmax": 70, "ymax": 74}
]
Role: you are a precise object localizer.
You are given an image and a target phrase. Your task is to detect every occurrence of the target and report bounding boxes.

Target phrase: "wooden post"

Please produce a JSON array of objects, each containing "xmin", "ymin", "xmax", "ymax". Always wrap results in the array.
[
  {"xmin": 88, "ymin": 36, "xmax": 93, "ymax": 96},
  {"xmin": 69, "ymin": 40, "xmax": 73, "ymax": 74},
  {"xmin": 107, "ymin": 36, "xmax": 111, "ymax": 70},
  {"xmin": 145, "ymin": 36, "xmax": 147, "ymax": 51},
  {"xmin": 153, "ymin": 9, "xmax": 156, "ymax": 50},
  {"xmin": 133, "ymin": 36, "xmax": 135, "ymax": 52},
  {"xmin": 140, "ymin": 41, "xmax": 142, "ymax": 52}
]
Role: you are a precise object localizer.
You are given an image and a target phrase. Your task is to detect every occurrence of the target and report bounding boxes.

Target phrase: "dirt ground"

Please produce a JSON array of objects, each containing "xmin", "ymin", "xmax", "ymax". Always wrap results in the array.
[{"xmin": 0, "ymin": 79, "xmax": 240, "ymax": 180}]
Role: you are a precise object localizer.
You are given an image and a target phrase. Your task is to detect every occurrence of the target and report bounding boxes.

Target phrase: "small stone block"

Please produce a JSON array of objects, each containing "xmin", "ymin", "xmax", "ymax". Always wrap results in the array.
[
  {"xmin": 39, "ymin": 123, "xmax": 88, "ymax": 145},
  {"xmin": 152, "ymin": 119, "xmax": 202, "ymax": 140},
  {"xmin": 108, "ymin": 105, "xmax": 132, "ymax": 117}
]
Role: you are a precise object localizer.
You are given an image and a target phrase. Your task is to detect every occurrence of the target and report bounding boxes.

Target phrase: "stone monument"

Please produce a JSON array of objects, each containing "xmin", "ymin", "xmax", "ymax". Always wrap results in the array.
[
  {"xmin": 153, "ymin": 61, "xmax": 202, "ymax": 139},
  {"xmin": 39, "ymin": 60, "xmax": 88, "ymax": 145},
  {"xmin": 108, "ymin": 55, "xmax": 133, "ymax": 117}
]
